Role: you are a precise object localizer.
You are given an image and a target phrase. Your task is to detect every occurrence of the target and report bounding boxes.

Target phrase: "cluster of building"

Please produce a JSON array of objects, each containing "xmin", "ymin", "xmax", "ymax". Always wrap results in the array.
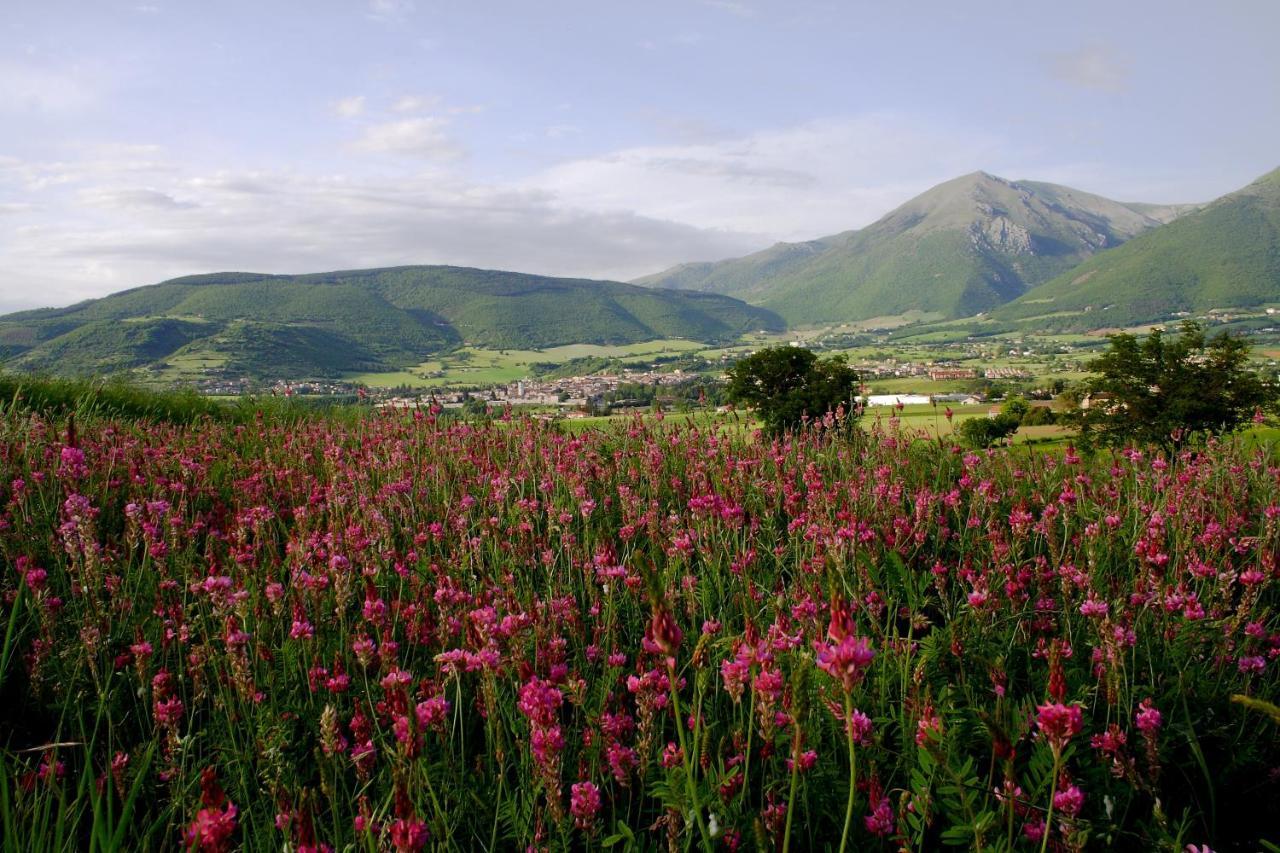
[
  {"xmin": 194, "ymin": 378, "xmax": 255, "ymax": 395},
  {"xmin": 857, "ymin": 361, "xmax": 1031, "ymax": 382},
  {"xmin": 268, "ymin": 380, "xmax": 361, "ymax": 396},
  {"xmin": 194, "ymin": 378, "xmax": 362, "ymax": 397},
  {"xmin": 926, "ymin": 367, "xmax": 978, "ymax": 381},
  {"xmin": 377, "ymin": 368, "xmax": 697, "ymax": 412},
  {"xmin": 861, "ymin": 392, "xmax": 986, "ymax": 407},
  {"xmin": 501, "ymin": 368, "xmax": 695, "ymax": 405},
  {"xmin": 984, "ymin": 367, "xmax": 1033, "ymax": 379}
]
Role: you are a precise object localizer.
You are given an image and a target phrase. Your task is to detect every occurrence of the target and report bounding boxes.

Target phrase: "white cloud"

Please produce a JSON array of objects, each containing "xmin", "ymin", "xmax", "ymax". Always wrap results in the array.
[
  {"xmin": 1048, "ymin": 45, "xmax": 1130, "ymax": 94},
  {"xmin": 635, "ymin": 110, "xmax": 732, "ymax": 144},
  {"xmin": 526, "ymin": 114, "xmax": 1011, "ymax": 240},
  {"xmin": 545, "ymin": 124, "xmax": 582, "ymax": 139},
  {"xmin": 351, "ymin": 117, "xmax": 465, "ymax": 160},
  {"xmin": 0, "ymin": 144, "xmax": 172, "ymax": 191},
  {"xmin": 700, "ymin": 0, "xmax": 754, "ymax": 16},
  {"xmin": 366, "ymin": 0, "xmax": 414, "ymax": 23},
  {"xmin": 0, "ymin": 113, "xmax": 1128, "ymax": 312},
  {"xmin": 79, "ymin": 188, "xmax": 196, "ymax": 210},
  {"xmin": 0, "ymin": 152, "xmax": 764, "ymax": 310},
  {"xmin": 392, "ymin": 94, "xmax": 441, "ymax": 113},
  {"xmin": 332, "ymin": 95, "xmax": 366, "ymax": 118},
  {"xmin": 0, "ymin": 60, "xmax": 96, "ymax": 114}
]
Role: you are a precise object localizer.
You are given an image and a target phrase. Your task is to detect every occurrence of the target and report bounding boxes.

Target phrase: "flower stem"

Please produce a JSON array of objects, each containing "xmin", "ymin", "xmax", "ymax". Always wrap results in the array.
[
  {"xmin": 741, "ymin": 686, "xmax": 755, "ymax": 805},
  {"xmin": 782, "ymin": 724, "xmax": 801, "ymax": 853},
  {"xmin": 669, "ymin": 662, "xmax": 712, "ymax": 850},
  {"xmin": 1040, "ymin": 749, "xmax": 1062, "ymax": 853},
  {"xmin": 838, "ymin": 692, "xmax": 858, "ymax": 853}
]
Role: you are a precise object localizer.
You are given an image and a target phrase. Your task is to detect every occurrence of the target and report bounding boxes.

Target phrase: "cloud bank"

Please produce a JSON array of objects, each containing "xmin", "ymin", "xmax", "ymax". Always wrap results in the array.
[
  {"xmin": 0, "ymin": 151, "xmax": 766, "ymax": 311},
  {"xmin": 0, "ymin": 108, "xmax": 1190, "ymax": 313}
]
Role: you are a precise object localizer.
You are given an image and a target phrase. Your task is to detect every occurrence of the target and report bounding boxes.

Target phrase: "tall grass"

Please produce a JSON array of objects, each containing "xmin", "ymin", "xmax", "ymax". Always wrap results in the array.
[{"xmin": 0, "ymin": 373, "xmax": 372, "ymax": 429}]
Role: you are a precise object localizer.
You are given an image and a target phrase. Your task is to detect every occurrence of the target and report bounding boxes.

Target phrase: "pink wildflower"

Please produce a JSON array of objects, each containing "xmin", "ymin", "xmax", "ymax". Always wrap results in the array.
[
  {"xmin": 415, "ymin": 696, "xmax": 451, "ymax": 732},
  {"xmin": 814, "ymin": 634, "xmax": 875, "ymax": 692},
  {"xmin": 865, "ymin": 794, "xmax": 895, "ymax": 837},
  {"xmin": 1135, "ymin": 699, "xmax": 1162, "ymax": 738},
  {"xmin": 185, "ymin": 803, "xmax": 238, "ymax": 852},
  {"xmin": 154, "ymin": 696, "xmax": 185, "ymax": 728},
  {"xmin": 1053, "ymin": 783, "xmax": 1085, "ymax": 817},
  {"xmin": 1036, "ymin": 702, "xmax": 1083, "ymax": 752},
  {"xmin": 570, "ymin": 781, "xmax": 602, "ymax": 831}
]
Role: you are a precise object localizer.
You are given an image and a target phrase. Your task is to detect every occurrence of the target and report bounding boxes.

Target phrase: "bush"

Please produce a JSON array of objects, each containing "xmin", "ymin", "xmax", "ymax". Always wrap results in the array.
[
  {"xmin": 958, "ymin": 413, "xmax": 1019, "ymax": 447},
  {"xmin": 1020, "ymin": 405, "xmax": 1057, "ymax": 427}
]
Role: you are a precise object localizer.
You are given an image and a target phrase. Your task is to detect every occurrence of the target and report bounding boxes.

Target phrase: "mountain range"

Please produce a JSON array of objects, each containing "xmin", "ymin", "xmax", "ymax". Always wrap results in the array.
[
  {"xmin": 0, "ymin": 267, "xmax": 781, "ymax": 379},
  {"xmin": 2, "ymin": 166, "xmax": 1278, "ymax": 381},
  {"xmin": 635, "ymin": 171, "xmax": 1200, "ymax": 325}
]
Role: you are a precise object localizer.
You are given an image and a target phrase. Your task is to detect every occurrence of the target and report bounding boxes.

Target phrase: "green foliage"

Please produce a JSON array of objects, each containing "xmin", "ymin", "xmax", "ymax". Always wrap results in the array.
[
  {"xmin": 1074, "ymin": 320, "xmax": 1280, "ymax": 448},
  {"xmin": 200, "ymin": 321, "xmax": 386, "ymax": 379},
  {"xmin": 0, "ymin": 265, "xmax": 783, "ymax": 380},
  {"xmin": 462, "ymin": 396, "xmax": 490, "ymax": 417},
  {"xmin": 958, "ymin": 395, "xmax": 1034, "ymax": 448},
  {"xmin": 529, "ymin": 356, "xmax": 616, "ymax": 380},
  {"xmin": 1020, "ymin": 405, "xmax": 1058, "ymax": 427},
  {"xmin": 999, "ymin": 167, "xmax": 1280, "ymax": 329},
  {"xmin": 5, "ymin": 318, "xmax": 211, "ymax": 376},
  {"xmin": 958, "ymin": 413, "xmax": 1019, "ymax": 448},
  {"xmin": 597, "ymin": 378, "xmax": 723, "ymax": 413},
  {"xmin": 999, "ymin": 396, "xmax": 1031, "ymax": 422},
  {"xmin": 725, "ymin": 345, "xmax": 860, "ymax": 435}
]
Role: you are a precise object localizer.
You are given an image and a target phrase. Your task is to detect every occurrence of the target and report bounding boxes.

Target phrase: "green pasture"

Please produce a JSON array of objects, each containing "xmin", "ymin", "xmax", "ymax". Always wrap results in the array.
[{"xmin": 349, "ymin": 339, "xmax": 705, "ymax": 388}]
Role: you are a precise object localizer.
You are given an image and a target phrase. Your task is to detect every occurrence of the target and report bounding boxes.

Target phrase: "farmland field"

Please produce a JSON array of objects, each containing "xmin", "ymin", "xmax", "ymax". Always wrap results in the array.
[
  {"xmin": 349, "ymin": 340, "xmax": 705, "ymax": 389},
  {"xmin": 0, "ymin": 403, "xmax": 1277, "ymax": 851}
]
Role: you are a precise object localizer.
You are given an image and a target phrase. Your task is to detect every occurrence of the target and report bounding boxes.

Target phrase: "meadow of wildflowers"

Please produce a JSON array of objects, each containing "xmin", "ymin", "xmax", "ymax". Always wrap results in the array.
[{"xmin": 1, "ymin": 405, "xmax": 1277, "ymax": 851}]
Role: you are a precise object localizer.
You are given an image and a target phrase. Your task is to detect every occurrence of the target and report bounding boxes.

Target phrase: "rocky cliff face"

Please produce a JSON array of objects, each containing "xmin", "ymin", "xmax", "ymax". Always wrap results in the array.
[{"xmin": 970, "ymin": 214, "xmax": 1034, "ymax": 254}]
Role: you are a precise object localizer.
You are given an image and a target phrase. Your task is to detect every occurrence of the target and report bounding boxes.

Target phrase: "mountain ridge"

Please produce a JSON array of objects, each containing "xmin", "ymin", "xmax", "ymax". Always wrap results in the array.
[
  {"xmin": 992, "ymin": 166, "xmax": 1280, "ymax": 329},
  {"xmin": 0, "ymin": 265, "xmax": 783, "ymax": 379},
  {"xmin": 635, "ymin": 171, "xmax": 1197, "ymax": 324}
]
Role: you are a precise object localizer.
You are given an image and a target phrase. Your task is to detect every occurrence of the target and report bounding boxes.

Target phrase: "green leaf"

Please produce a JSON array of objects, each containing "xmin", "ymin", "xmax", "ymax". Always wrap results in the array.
[{"xmin": 602, "ymin": 819, "xmax": 636, "ymax": 848}]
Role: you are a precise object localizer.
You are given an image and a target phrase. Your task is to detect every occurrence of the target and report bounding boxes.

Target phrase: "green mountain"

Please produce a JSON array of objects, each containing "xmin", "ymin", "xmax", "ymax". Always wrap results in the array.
[
  {"xmin": 0, "ymin": 266, "xmax": 782, "ymax": 379},
  {"xmin": 994, "ymin": 167, "xmax": 1280, "ymax": 329},
  {"xmin": 635, "ymin": 171, "xmax": 1194, "ymax": 325}
]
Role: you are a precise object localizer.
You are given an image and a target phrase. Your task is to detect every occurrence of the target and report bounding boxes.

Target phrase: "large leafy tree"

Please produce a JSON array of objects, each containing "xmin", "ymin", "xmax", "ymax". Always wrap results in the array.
[
  {"xmin": 725, "ymin": 345, "xmax": 860, "ymax": 436},
  {"xmin": 957, "ymin": 396, "xmax": 1034, "ymax": 448},
  {"xmin": 1075, "ymin": 320, "xmax": 1278, "ymax": 449}
]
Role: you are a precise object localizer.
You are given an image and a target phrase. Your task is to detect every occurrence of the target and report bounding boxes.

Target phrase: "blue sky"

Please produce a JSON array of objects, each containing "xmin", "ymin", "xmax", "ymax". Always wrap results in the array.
[{"xmin": 2, "ymin": 0, "xmax": 1277, "ymax": 311}]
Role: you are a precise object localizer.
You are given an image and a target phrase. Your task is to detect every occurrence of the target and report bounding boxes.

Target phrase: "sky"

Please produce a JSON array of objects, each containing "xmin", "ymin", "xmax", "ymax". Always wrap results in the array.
[{"xmin": 1, "ymin": 0, "xmax": 1278, "ymax": 313}]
